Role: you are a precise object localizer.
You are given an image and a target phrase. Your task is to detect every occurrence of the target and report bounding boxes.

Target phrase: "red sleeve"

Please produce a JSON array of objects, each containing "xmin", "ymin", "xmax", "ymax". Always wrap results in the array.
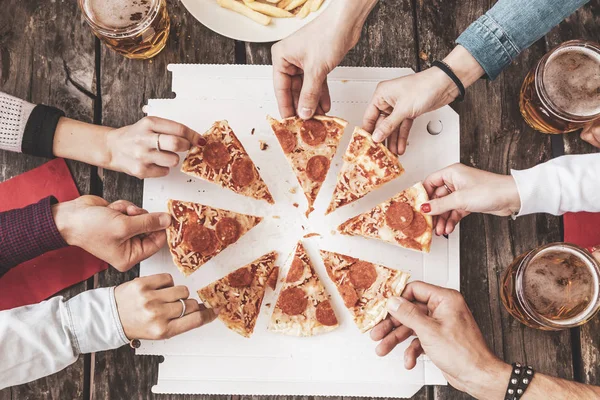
[{"xmin": 0, "ymin": 196, "xmax": 68, "ymax": 277}]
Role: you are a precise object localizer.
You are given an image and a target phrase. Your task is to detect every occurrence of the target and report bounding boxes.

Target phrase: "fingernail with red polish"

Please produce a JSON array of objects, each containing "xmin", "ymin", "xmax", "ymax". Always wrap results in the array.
[
  {"xmin": 196, "ymin": 136, "xmax": 207, "ymax": 146},
  {"xmin": 420, "ymin": 203, "xmax": 431, "ymax": 213}
]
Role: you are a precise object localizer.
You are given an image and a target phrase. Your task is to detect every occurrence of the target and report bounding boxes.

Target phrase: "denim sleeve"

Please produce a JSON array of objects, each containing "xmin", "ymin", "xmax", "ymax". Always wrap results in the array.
[{"xmin": 456, "ymin": 0, "xmax": 590, "ymax": 80}]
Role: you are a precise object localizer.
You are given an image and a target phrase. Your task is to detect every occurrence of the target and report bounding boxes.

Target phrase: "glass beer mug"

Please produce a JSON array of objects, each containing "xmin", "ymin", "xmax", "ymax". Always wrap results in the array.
[
  {"xmin": 501, "ymin": 243, "xmax": 600, "ymax": 330},
  {"xmin": 79, "ymin": 0, "xmax": 170, "ymax": 60},
  {"xmin": 519, "ymin": 40, "xmax": 600, "ymax": 134}
]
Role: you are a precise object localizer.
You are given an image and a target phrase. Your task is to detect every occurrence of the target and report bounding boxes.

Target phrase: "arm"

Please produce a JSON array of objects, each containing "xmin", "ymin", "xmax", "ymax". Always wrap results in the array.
[
  {"xmin": 512, "ymin": 154, "xmax": 600, "ymax": 216},
  {"xmin": 0, "ymin": 287, "xmax": 128, "ymax": 390},
  {"xmin": 456, "ymin": 0, "xmax": 590, "ymax": 80}
]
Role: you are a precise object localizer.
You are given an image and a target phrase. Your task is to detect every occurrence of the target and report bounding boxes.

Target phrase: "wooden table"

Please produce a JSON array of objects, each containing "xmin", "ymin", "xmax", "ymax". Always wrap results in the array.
[{"xmin": 1, "ymin": 1, "xmax": 599, "ymax": 399}]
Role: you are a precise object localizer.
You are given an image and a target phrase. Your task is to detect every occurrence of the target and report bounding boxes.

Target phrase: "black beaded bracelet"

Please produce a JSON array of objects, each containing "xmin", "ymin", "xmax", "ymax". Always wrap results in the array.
[
  {"xmin": 432, "ymin": 60, "xmax": 465, "ymax": 102},
  {"xmin": 505, "ymin": 363, "xmax": 535, "ymax": 400}
]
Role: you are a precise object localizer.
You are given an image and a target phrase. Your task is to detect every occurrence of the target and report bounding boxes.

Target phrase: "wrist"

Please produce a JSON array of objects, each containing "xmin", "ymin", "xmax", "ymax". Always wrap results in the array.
[
  {"xmin": 52, "ymin": 201, "xmax": 79, "ymax": 247},
  {"xmin": 502, "ymin": 175, "xmax": 521, "ymax": 215},
  {"xmin": 53, "ymin": 118, "xmax": 113, "ymax": 169},
  {"xmin": 442, "ymin": 45, "xmax": 485, "ymax": 90},
  {"xmin": 328, "ymin": 0, "xmax": 377, "ymax": 49},
  {"xmin": 462, "ymin": 359, "xmax": 512, "ymax": 400}
]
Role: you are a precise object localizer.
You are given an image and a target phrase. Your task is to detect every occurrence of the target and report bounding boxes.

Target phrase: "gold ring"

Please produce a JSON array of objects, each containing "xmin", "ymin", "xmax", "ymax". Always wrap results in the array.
[{"xmin": 156, "ymin": 134, "xmax": 162, "ymax": 152}]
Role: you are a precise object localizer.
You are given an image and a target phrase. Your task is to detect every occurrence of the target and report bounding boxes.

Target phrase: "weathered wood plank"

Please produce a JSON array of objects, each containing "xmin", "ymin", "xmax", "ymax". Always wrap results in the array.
[
  {"xmin": 0, "ymin": 0, "xmax": 96, "ymax": 399},
  {"xmin": 92, "ymin": 1, "xmax": 235, "ymax": 398},
  {"xmin": 413, "ymin": 1, "xmax": 575, "ymax": 399},
  {"xmin": 544, "ymin": 0, "xmax": 600, "ymax": 386}
]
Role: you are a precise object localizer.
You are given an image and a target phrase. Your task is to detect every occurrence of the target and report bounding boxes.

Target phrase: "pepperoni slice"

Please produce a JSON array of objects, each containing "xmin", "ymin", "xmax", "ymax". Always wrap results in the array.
[
  {"xmin": 397, "ymin": 238, "xmax": 422, "ymax": 251},
  {"xmin": 185, "ymin": 226, "xmax": 219, "ymax": 256},
  {"xmin": 349, "ymin": 261, "xmax": 377, "ymax": 289},
  {"xmin": 203, "ymin": 142, "xmax": 230, "ymax": 170},
  {"xmin": 402, "ymin": 212, "xmax": 427, "ymax": 238},
  {"xmin": 267, "ymin": 266, "xmax": 279, "ymax": 290},
  {"xmin": 215, "ymin": 217, "xmax": 241, "ymax": 245},
  {"xmin": 231, "ymin": 158, "xmax": 256, "ymax": 187},
  {"xmin": 228, "ymin": 268, "xmax": 253, "ymax": 288},
  {"xmin": 385, "ymin": 201, "xmax": 414, "ymax": 230},
  {"xmin": 286, "ymin": 257, "xmax": 304, "ymax": 283},
  {"xmin": 315, "ymin": 300, "xmax": 338, "ymax": 326},
  {"xmin": 300, "ymin": 119, "xmax": 327, "ymax": 146},
  {"xmin": 278, "ymin": 287, "xmax": 308, "ymax": 315},
  {"xmin": 275, "ymin": 128, "xmax": 297, "ymax": 154},
  {"xmin": 339, "ymin": 283, "xmax": 359, "ymax": 308},
  {"xmin": 306, "ymin": 155, "xmax": 329, "ymax": 182}
]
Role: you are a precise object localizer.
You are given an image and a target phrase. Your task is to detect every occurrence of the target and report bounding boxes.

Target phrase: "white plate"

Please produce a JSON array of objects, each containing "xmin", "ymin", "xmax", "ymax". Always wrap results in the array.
[{"xmin": 180, "ymin": 0, "xmax": 330, "ymax": 42}]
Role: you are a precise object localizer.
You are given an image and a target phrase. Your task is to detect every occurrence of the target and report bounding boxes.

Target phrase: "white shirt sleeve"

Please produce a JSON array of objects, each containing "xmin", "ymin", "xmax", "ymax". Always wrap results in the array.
[
  {"xmin": 511, "ymin": 154, "xmax": 600, "ymax": 216},
  {"xmin": 0, "ymin": 92, "xmax": 35, "ymax": 153},
  {"xmin": 0, "ymin": 287, "xmax": 129, "ymax": 389}
]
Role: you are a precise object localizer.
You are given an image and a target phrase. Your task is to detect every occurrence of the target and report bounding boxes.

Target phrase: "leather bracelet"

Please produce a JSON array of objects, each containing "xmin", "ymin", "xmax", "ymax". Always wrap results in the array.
[
  {"xmin": 505, "ymin": 363, "xmax": 535, "ymax": 400},
  {"xmin": 432, "ymin": 60, "xmax": 465, "ymax": 102}
]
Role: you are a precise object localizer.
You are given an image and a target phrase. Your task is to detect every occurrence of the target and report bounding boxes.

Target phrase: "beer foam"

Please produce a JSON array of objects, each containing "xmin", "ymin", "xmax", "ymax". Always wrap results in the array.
[
  {"xmin": 84, "ymin": 0, "xmax": 153, "ymax": 29},
  {"xmin": 543, "ymin": 46, "xmax": 600, "ymax": 117}
]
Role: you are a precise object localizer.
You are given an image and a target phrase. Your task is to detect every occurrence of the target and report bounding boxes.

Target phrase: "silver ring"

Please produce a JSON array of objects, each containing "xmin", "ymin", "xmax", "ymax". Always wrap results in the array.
[
  {"xmin": 156, "ymin": 134, "xmax": 162, "ymax": 152},
  {"xmin": 443, "ymin": 183, "xmax": 453, "ymax": 194},
  {"xmin": 178, "ymin": 298, "xmax": 186, "ymax": 319}
]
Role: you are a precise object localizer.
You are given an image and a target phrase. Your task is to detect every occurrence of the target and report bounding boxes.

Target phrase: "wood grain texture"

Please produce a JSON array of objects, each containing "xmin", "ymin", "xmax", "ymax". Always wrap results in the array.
[
  {"xmin": 0, "ymin": 0, "xmax": 95, "ymax": 399},
  {"xmin": 92, "ymin": 1, "xmax": 235, "ymax": 399},
  {"xmin": 544, "ymin": 0, "xmax": 600, "ymax": 386}
]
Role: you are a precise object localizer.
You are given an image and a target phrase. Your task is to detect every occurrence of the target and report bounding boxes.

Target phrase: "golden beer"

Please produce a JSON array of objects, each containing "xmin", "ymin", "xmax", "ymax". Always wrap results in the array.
[
  {"xmin": 519, "ymin": 40, "xmax": 600, "ymax": 134},
  {"xmin": 79, "ymin": 0, "xmax": 170, "ymax": 60},
  {"xmin": 501, "ymin": 243, "xmax": 600, "ymax": 331}
]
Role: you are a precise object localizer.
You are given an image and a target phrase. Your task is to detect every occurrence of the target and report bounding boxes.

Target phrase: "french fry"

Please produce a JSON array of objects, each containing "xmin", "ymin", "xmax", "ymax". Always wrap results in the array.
[
  {"xmin": 217, "ymin": 0, "xmax": 271, "ymax": 25},
  {"xmin": 263, "ymin": 0, "xmax": 280, "ymax": 3},
  {"xmin": 284, "ymin": 0, "xmax": 308, "ymax": 11},
  {"xmin": 243, "ymin": 0, "xmax": 294, "ymax": 17},
  {"xmin": 296, "ymin": 0, "xmax": 310, "ymax": 18},
  {"xmin": 277, "ymin": 0, "xmax": 293, "ymax": 8},
  {"xmin": 310, "ymin": 0, "xmax": 324, "ymax": 12}
]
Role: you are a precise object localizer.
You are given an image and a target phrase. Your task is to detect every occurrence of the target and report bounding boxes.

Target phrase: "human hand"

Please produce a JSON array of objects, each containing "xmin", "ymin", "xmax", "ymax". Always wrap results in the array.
[
  {"xmin": 581, "ymin": 119, "xmax": 600, "ymax": 148},
  {"xmin": 115, "ymin": 273, "xmax": 218, "ymax": 340},
  {"xmin": 272, "ymin": 0, "xmax": 376, "ymax": 119},
  {"xmin": 105, "ymin": 117, "xmax": 201, "ymax": 178},
  {"xmin": 420, "ymin": 163, "xmax": 521, "ymax": 236},
  {"xmin": 52, "ymin": 195, "xmax": 171, "ymax": 271},
  {"xmin": 370, "ymin": 281, "xmax": 511, "ymax": 399}
]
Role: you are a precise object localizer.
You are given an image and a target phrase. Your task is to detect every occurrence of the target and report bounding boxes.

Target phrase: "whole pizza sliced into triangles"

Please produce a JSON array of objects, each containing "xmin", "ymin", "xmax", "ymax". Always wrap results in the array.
[
  {"xmin": 326, "ymin": 127, "xmax": 404, "ymax": 214},
  {"xmin": 269, "ymin": 241, "xmax": 340, "ymax": 336},
  {"xmin": 166, "ymin": 199, "xmax": 262, "ymax": 276},
  {"xmin": 267, "ymin": 115, "xmax": 347, "ymax": 214},
  {"xmin": 181, "ymin": 120, "xmax": 274, "ymax": 204},
  {"xmin": 338, "ymin": 182, "xmax": 433, "ymax": 253},
  {"xmin": 197, "ymin": 251, "xmax": 277, "ymax": 338},
  {"xmin": 320, "ymin": 250, "xmax": 410, "ymax": 333}
]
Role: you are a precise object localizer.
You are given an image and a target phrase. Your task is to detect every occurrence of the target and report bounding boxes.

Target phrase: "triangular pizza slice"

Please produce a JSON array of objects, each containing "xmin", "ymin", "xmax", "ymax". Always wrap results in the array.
[
  {"xmin": 269, "ymin": 241, "xmax": 339, "ymax": 336},
  {"xmin": 166, "ymin": 199, "xmax": 262, "ymax": 276},
  {"xmin": 267, "ymin": 115, "xmax": 347, "ymax": 215},
  {"xmin": 197, "ymin": 251, "xmax": 277, "ymax": 338},
  {"xmin": 337, "ymin": 182, "xmax": 433, "ymax": 253},
  {"xmin": 320, "ymin": 250, "xmax": 410, "ymax": 333},
  {"xmin": 326, "ymin": 127, "xmax": 404, "ymax": 214},
  {"xmin": 181, "ymin": 120, "xmax": 274, "ymax": 204}
]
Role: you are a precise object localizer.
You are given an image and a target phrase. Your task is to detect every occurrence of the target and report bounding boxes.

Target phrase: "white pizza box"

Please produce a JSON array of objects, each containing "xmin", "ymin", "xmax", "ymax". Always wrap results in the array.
[{"xmin": 139, "ymin": 65, "xmax": 459, "ymax": 398}]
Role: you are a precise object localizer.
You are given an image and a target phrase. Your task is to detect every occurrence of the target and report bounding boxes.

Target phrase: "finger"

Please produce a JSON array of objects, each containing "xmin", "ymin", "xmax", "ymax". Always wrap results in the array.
[
  {"xmin": 298, "ymin": 68, "xmax": 327, "ymax": 119},
  {"xmin": 291, "ymin": 75, "xmax": 303, "ymax": 116},
  {"xmin": 109, "ymin": 200, "xmax": 139, "ymax": 214},
  {"xmin": 375, "ymin": 325, "xmax": 416, "ymax": 357},
  {"xmin": 126, "ymin": 212, "xmax": 172, "ymax": 238},
  {"xmin": 156, "ymin": 284, "xmax": 190, "ymax": 303},
  {"xmin": 127, "ymin": 230, "xmax": 167, "ymax": 267},
  {"xmin": 396, "ymin": 118, "xmax": 413, "ymax": 156},
  {"xmin": 149, "ymin": 150, "xmax": 180, "ymax": 168},
  {"xmin": 372, "ymin": 108, "xmax": 409, "ymax": 143},
  {"xmin": 141, "ymin": 165, "xmax": 170, "ymax": 178},
  {"xmin": 420, "ymin": 191, "xmax": 463, "ymax": 216},
  {"xmin": 400, "ymin": 281, "xmax": 449, "ymax": 310},
  {"xmin": 141, "ymin": 273, "xmax": 174, "ymax": 290},
  {"xmin": 273, "ymin": 68, "xmax": 296, "ymax": 118},
  {"xmin": 144, "ymin": 117, "xmax": 201, "ymax": 146},
  {"xmin": 370, "ymin": 302, "xmax": 427, "ymax": 341},
  {"xmin": 388, "ymin": 131, "xmax": 399, "ymax": 156},
  {"xmin": 422, "ymin": 166, "xmax": 454, "ymax": 197},
  {"xmin": 362, "ymin": 102, "xmax": 382, "ymax": 133},
  {"xmin": 164, "ymin": 299, "xmax": 199, "ymax": 319},
  {"xmin": 167, "ymin": 307, "xmax": 218, "ymax": 336},
  {"xmin": 404, "ymin": 338, "xmax": 424, "ymax": 370},
  {"xmin": 158, "ymin": 135, "xmax": 192, "ymax": 153},
  {"xmin": 126, "ymin": 205, "xmax": 148, "ymax": 216},
  {"xmin": 386, "ymin": 296, "xmax": 436, "ymax": 335},
  {"xmin": 319, "ymin": 78, "xmax": 331, "ymax": 113},
  {"xmin": 581, "ymin": 129, "xmax": 600, "ymax": 148}
]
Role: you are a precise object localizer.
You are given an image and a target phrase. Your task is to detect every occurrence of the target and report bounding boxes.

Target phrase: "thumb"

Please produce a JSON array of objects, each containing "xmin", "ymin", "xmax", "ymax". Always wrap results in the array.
[
  {"xmin": 386, "ymin": 297, "xmax": 435, "ymax": 335},
  {"xmin": 298, "ymin": 69, "xmax": 327, "ymax": 119},
  {"xmin": 125, "ymin": 212, "xmax": 172, "ymax": 238},
  {"xmin": 420, "ymin": 192, "xmax": 463, "ymax": 216},
  {"xmin": 372, "ymin": 108, "xmax": 409, "ymax": 143}
]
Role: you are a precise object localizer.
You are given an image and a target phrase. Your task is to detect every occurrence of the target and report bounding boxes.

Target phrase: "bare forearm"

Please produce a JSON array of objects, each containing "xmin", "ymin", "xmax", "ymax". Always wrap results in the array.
[
  {"xmin": 52, "ymin": 117, "xmax": 112, "ymax": 169},
  {"xmin": 443, "ymin": 45, "xmax": 486, "ymax": 90},
  {"xmin": 523, "ymin": 373, "xmax": 600, "ymax": 399},
  {"xmin": 326, "ymin": 0, "xmax": 378, "ymax": 47}
]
